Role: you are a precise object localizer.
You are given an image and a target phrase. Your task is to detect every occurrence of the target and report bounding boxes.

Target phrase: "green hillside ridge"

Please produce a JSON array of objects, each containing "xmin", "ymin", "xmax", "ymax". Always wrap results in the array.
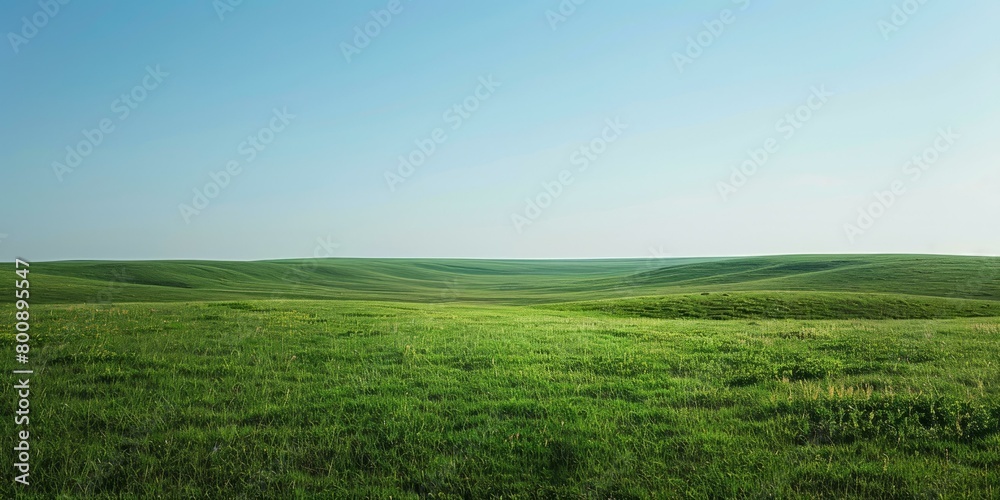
[
  {"xmin": 9, "ymin": 254, "xmax": 999, "ymax": 305},
  {"xmin": 546, "ymin": 291, "xmax": 1000, "ymax": 320}
]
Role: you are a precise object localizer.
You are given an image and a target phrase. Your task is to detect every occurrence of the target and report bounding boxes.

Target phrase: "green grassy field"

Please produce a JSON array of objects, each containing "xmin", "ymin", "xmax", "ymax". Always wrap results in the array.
[{"xmin": 3, "ymin": 255, "xmax": 999, "ymax": 497}]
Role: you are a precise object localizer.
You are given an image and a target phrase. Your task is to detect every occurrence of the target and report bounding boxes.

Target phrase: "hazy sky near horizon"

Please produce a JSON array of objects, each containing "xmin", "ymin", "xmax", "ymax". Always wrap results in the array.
[{"xmin": 2, "ymin": 1, "xmax": 998, "ymax": 261}]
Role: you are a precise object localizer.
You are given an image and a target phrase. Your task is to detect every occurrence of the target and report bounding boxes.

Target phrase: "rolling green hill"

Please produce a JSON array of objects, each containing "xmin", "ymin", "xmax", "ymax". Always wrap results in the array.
[
  {"xmin": 546, "ymin": 291, "xmax": 1000, "ymax": 320},
  {"xmin": 9, "ymin": 254, "xmax": 1000, "ymax": 305}
]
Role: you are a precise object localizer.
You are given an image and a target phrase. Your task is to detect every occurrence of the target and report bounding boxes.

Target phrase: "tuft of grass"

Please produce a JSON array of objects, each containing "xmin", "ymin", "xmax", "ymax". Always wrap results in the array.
[{"xmin": 782, "ymin": 394, "xmax": 999, "ymax": 444}]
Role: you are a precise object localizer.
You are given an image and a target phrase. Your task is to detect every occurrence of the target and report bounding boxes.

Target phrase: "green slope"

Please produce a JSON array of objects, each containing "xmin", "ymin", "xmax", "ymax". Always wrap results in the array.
[
  {"xmin": 616, "ymin": 254, "xmax": 1000, "ymax": 299},
  {"xmin": 6, "ymin": 254, "xmax": 999, "ymax": 305},
  {"xmin": 546, "ymin": 291, "xmax": 1000, "ymax": 320}
]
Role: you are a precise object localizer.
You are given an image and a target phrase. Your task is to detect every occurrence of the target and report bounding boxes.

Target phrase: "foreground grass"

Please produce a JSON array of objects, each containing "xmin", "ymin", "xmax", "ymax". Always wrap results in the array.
[{"xmin": 4, "ymin": 300, "xmax": 998, "ymax": 497}]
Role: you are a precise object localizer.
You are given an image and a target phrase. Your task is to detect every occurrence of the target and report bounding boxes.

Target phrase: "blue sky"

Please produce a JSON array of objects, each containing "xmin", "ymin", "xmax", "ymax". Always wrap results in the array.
[{"xmin": 1, "ymin": 0, "xmax": 998, "ymax": 261}]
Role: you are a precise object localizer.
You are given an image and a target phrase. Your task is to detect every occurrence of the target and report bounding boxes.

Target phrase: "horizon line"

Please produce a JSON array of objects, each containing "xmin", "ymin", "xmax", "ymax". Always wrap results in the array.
[{"xmin": 8, "ymin": 251, "xmax": 1000, "ymax": 265}]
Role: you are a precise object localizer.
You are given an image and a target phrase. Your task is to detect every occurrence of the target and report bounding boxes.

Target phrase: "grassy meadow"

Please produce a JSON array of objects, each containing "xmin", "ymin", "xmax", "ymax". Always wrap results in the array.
[{"xmin": 3, "ymin": 255, "xmax": 999, "ymax": 497}]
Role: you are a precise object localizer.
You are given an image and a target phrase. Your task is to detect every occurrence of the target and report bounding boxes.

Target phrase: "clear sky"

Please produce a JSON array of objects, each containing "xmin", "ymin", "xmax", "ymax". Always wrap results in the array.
[{"xmin": 2, "ymin": 1, "xmax": 998, "ymax": 261}]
